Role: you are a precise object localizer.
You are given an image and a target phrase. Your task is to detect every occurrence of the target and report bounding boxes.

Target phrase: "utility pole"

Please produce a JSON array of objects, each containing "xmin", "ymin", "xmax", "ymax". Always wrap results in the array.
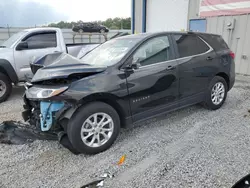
[
  {"xmin": 121, "ymin": 20, "xmax": 123, "ymax": 30},
  {"xmin": 7, "ymin": 24, "xmax": 10, "ymax": 38}
]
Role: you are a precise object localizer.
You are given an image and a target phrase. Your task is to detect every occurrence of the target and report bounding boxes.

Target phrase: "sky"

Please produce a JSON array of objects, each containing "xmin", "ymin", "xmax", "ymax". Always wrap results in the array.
[{"xmin": 0, "ymin": 0, "xmax": 131, "ymax": 27}]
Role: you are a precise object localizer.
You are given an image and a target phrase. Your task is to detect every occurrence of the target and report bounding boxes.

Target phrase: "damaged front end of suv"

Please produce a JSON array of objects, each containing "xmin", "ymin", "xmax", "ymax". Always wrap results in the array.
[
  {"xmin": 22, "ymin": 52, "xmax": 108, "ymax": 153},
  {"xmin": 21, "ymin": 36, "xmax": 142, "ymax": 155}
]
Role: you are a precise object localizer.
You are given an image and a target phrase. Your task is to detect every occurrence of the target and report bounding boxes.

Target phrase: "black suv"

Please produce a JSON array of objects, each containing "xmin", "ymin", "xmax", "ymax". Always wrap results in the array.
[{"xmin": 23, "ymin": 32, "xmax": 235, "ymax": 154}]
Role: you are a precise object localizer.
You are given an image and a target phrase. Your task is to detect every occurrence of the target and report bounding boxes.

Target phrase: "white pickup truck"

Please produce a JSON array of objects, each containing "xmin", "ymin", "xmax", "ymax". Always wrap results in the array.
[{"xmin": 0, "ymin": 27, "xmax": 101, "ymax": 102}]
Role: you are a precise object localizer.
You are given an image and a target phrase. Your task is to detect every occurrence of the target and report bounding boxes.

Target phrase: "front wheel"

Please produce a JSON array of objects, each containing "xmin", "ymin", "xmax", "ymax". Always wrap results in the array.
[
  {"xmin": 67, "ymin": 102, "xmax": 120, "ymax": 154},
  {"xmin": 204, "ymin": 76, "xmax": 228, "ymax": 110},
  {"xmin": 0, "ymin": 73, "xmax": 12, "ymax": 103}
]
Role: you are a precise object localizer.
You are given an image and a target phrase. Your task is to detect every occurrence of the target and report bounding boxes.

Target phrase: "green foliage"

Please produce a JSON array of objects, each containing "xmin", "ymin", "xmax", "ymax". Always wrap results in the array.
[{"xmin": 48, "ymin": 17, "xmax": 131, "ymax": 29}]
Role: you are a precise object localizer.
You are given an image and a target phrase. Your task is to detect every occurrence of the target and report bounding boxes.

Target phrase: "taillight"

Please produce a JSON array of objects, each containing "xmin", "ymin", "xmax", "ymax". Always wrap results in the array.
[{"xmin": 229, "ymin": 51, "xmax": 235, "ymax": 59}]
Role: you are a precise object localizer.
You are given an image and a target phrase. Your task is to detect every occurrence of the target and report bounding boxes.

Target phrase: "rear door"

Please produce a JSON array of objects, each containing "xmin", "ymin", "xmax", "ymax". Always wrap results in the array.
[
  {"xmin": 14, "ymin": 31, "xmax": 61, "ymax": 81},
  {"xmin": 172, "ymin": 33, "xmax": 216, "ymax": 101},
  {"xmin": 125, "ymin": 35, "xmax": 179, "ymax": 121}
]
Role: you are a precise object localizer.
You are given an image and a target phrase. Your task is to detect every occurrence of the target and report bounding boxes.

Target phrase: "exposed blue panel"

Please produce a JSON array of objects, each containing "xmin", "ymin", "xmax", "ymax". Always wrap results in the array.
[
  {"xmin": 131, "ymin": 0, "xmax": 135, "ymax": 34},
  {"xmin": 189, "ymin": 19, "xmax": 207, "ymax": 32},
  {"xmin": 142, "ymin": 0, "xmax": 147, "ymax": 33},
  {"xmin": 40, "ymin": 101, "xmax": 64, "ymax": 131}
]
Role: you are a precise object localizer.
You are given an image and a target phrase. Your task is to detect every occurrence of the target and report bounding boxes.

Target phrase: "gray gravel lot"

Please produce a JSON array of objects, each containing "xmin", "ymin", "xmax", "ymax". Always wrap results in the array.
[{"xmin": 0, "ymin": 75, "xmax": 250, "ymax": 188}]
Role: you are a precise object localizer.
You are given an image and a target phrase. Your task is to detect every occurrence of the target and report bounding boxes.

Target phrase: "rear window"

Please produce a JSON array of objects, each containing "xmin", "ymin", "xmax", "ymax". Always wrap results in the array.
[
  {"xmin": 173, "ymin": 34, "xmax": 210, "ymax": 58},
  {"xmin": 199, "ymin": 34, "xmax": 229, "ymax": 51}
]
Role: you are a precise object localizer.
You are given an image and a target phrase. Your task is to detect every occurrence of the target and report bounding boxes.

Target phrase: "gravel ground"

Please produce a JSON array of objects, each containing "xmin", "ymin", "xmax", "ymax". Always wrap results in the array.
[{"xmin": 0, "ymin": 75, "xmax": 250, "ymax": 188}]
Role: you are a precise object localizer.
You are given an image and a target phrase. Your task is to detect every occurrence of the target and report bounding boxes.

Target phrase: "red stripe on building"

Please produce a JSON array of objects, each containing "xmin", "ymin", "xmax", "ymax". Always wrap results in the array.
[
  {"xmin": 201, "ymin": 0, "xmax": 250, "ymax": 6},
  {"xmin": 200, "ymin": 7, "xmax": 250, "ymax": 16}
]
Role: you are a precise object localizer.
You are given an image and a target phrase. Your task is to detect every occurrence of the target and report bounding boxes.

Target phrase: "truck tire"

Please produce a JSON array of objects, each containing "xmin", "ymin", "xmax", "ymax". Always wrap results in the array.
[
  {"xmin": 204, "ymin": 76, "xmax": 228, "ymax": 110},
  {"xmin": 0, "ymin": 72, "xmax": 12, "ymax": 103},
  {"xmin": 67, "ymin": 102, "xmax": 120, "ymax": 154}
]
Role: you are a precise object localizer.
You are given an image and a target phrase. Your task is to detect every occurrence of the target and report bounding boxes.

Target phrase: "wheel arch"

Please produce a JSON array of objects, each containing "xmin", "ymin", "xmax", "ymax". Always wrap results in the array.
[
  {"xmin": 216, "ymin": 72, "xmax": 230, "ymax": 89},
  {"xmin": 0, "ymin": 59, "xmax": 18, "ymax": 83},
  {"xmin": 76, "ymin": 93, "xmax": 128, "ymax": 128}
]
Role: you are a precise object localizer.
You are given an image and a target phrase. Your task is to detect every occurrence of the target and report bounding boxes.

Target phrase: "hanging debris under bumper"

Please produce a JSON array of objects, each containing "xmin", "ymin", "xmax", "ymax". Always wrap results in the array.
[
  {"xmin": 0, "ymin": 120, "xmax": 80, "ymax": 154},
  {"xmin": 1, "ymin": 93, "xmax": 80, "ymax": 154}
]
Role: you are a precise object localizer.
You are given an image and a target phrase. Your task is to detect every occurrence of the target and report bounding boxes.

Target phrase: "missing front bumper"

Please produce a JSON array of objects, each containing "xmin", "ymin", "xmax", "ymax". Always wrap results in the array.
[
  {"xmin": 40, "ymin": 101, "xmax": 65, "ymax": 131},
  {"xmin": 20, "ymin": 96, "xmax": 81, "ymax": 154}
]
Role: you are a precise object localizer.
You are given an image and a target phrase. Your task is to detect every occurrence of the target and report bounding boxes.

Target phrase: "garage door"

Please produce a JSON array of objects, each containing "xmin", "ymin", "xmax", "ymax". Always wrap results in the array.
[{"xmin": 146, "ymin": 0, "xmax": 189, "ymax": 32}]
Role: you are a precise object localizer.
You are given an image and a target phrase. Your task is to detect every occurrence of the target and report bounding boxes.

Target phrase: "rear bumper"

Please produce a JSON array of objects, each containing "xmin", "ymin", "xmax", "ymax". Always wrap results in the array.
[
  {"xmin": 229, "ymin": 74, "xmax": 235, "ymax": 91},
  {"xmin": 229, "ymin": 62, "xmax": 235, "ymax": 91}
]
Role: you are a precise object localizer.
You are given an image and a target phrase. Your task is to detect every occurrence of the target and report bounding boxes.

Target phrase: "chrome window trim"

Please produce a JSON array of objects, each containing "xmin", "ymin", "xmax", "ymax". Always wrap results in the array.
[{"xmin": 136, "ymin": 36, "xmax": 213, "ymax": 70}]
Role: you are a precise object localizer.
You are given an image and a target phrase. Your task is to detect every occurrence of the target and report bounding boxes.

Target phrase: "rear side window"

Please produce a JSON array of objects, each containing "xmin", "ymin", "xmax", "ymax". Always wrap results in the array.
[
  {"xmin": 173, "ymin": 34, "xmax": 210, "ymax": 58},
  {"xmin": 200, "ymin": 34, "xmax": 229, "ymax": 51},
  {"xmin": 24, "ymin": 32, "xmax": 57, "ymax": 49}
]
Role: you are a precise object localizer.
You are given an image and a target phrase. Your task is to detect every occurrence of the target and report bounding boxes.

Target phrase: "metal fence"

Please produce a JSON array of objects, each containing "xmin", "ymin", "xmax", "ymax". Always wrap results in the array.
[{"xmin": 0, "ymin": 27, "xmax": 131, "ymax": 44}]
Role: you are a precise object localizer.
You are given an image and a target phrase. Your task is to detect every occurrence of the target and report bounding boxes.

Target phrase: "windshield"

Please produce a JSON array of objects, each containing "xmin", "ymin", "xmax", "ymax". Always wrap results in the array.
[
  {"xmin": 80, "ymin": 38, "xmax": 140, "ymax": 66},
  {"xmin": 1, "ymin": 31, "xmax": 28, "ymax": 48}
]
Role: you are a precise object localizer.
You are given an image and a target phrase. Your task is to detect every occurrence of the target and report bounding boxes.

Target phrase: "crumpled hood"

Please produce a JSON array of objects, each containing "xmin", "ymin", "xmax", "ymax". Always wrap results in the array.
[{"xmin": 31, "ymin": 53, "xmax": 107, "ymax": 83}]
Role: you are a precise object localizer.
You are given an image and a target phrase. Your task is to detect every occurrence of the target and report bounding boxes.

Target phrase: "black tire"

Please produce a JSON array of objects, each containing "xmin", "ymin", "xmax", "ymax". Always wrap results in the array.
[
  {"xmin": 67, "ymin": 102, "xmax": 120, "ymax": 155},
  {"xmin": 204, "ymin": 76, "xmax": 228, "ymax": 110},
  {"xmin": 0, "ymin": 73, "xmax": 12, "ymax": 103}
]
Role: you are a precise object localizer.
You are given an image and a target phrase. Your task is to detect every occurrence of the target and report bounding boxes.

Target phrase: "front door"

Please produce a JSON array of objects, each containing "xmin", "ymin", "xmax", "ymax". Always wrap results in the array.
[
  {"xmin": 125, "ymin": 35, "xmax": 179, "ymax": 121},
  {"xmin": 14, "ymin": 31, "xmax": 60, "ymax": 81}
]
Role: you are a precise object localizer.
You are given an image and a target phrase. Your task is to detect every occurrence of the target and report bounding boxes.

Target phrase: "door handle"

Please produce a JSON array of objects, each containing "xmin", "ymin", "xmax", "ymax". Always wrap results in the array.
[
  {"xmin": 206, "ymin": 56, "xmax": 213, "ymax": 61},
  {"xmin": 166, "ymin": 65, "xmax": 176, "ymax": 70}
]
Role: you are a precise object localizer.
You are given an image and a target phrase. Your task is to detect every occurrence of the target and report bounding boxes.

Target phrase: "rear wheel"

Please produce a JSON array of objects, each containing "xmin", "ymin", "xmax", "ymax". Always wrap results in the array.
[
  {"xmin": 204, "ymin": 76, "xmax": 228, "ymax": 110},
  {"xmin": 67, "ymin": 102, "xmax": 120, "ymax": 154},
  {"xmin": 0, "ymin": 73, "xmax": 12, "ymax": 103}
]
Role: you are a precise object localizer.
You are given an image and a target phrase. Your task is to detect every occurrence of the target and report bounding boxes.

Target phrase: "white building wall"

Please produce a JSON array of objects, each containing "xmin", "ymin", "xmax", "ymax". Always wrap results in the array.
[
  {"xmin": 206, "ymin": 15, "xmax": 250, "ymax": 75},
  {"xmin": 146, "ymin": 0, "xmax": 189, "ymax": 32}
]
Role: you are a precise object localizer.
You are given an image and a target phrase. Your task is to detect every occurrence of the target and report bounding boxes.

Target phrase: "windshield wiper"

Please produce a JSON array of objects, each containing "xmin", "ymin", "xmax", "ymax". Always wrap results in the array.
[{"xmin": 0, "ymin": 45, "xmax": 6, "ymax": 48}]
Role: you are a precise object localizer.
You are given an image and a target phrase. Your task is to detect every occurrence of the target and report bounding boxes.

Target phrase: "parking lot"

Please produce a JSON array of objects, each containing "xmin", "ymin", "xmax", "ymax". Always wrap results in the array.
[{"xmin": 0, "ymin": 75, "xmax": 249, "ymax": 188}]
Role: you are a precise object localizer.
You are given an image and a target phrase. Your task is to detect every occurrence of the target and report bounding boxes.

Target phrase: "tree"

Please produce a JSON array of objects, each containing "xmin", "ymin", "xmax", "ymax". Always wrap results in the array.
[{"xmin": 48, "ymin": 17, "xmax": 131, "ymax": 29}]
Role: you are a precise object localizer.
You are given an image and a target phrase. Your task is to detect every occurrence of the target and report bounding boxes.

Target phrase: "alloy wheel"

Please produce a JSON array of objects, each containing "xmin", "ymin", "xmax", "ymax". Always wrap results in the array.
[
  {"xmin": 0, "ymin": 80, "xmax": 6, "ymax": 98},
  {"xmin": 211, "ymin": 82, "xmax": 225, "ymax": 105},
  {"xmin": 81, "ymin": 113, "xmax": 114, "ymax": 148}
]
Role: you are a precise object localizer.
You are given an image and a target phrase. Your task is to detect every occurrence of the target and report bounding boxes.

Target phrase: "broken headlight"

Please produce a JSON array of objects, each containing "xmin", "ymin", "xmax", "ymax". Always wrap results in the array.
[{"xmin": 26, "ymin": 86, "xmax": 68, "ymax": 99}]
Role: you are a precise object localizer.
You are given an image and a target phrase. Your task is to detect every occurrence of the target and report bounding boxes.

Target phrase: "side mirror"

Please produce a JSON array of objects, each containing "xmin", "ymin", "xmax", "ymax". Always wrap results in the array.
[
  {"xmin": 16, "ymin": 41, "xmax": 28, "ymax": 51},
  {"xmin": 127, "ymin": 58, "xmax": 141, "ymax": 70},
  {"xmin": 130, "ymin": 58, "xmax": 141, "ymax": 69},
  {"xmin": 125, "ymin": 58, "xmax": 141, "ymax": 71}
]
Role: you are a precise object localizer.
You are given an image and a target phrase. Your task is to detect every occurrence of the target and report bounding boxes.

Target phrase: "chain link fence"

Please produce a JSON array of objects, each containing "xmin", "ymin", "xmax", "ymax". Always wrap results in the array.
[{"xmin": 0, "ymin": 27, "xmax": 131, "ymax": 44}]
